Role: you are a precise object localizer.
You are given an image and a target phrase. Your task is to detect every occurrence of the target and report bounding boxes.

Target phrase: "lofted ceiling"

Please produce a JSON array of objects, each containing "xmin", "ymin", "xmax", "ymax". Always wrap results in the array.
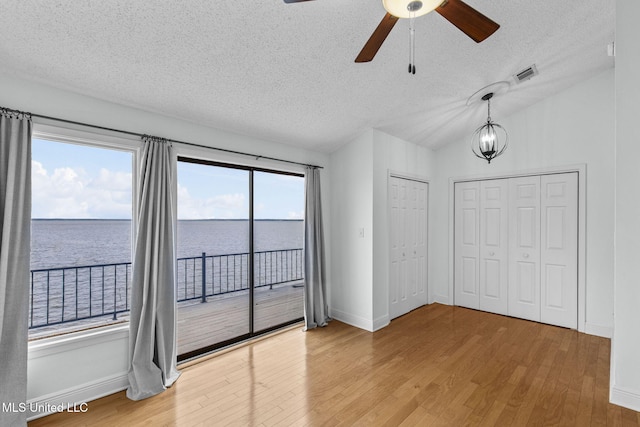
[{"xmin": 0, "ymin": 1, "xmax": 615, "ymax": 153}]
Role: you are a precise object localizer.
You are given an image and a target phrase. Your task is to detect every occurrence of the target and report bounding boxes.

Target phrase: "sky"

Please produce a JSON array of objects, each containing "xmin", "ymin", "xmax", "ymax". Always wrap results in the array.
[{"xmin": 31, "ymin": 138, "xmax": 304, "ymax": 220}]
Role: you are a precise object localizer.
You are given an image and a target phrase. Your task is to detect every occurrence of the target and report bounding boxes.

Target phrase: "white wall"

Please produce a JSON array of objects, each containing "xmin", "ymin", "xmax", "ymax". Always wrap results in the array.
[
  {"xmin": 0, "ymin": 73, "xmax": 331, "ymax": 418},
  {"xmin": 329, "ymin": 130, "xmax": 374, "ymax": 329},
  {"xmin": 611, "ymin": 0, "xmax": 640, "ymax": 412},
  {"xmin": 430, "ymin": 69, "xmax": 616, "ymax": 336},
  {"xmin": 328, "ymin": 70, "xmax": 617, "ymax": 338},
  {"xmin": 371, "ymin": 130, "xmax": 436, "ymax": 327},
  {"xmin": 329, "ymin": 129, "xmax": 435, "ymax": 331},
  {"xmin": 27, "ymin": 326, "xmax": 129, "ymax": 418}
]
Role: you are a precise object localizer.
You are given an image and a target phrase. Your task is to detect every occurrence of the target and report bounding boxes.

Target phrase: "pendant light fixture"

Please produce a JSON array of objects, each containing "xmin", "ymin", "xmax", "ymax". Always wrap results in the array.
[{"xmin": 471, "ymin": 92, "xmax": 508, "ymax": 164}]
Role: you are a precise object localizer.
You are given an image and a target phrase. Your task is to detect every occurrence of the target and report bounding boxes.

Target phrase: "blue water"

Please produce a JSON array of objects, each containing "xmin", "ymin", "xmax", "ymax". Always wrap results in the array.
[{"xmin": 30, "ymin": 219, "xmax": 303, "ymax": 270}]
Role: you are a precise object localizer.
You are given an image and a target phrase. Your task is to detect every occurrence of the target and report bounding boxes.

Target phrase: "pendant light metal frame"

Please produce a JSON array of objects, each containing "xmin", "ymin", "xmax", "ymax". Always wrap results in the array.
[{"xmin": 470, "ymin": 92, "xmax": 508, "ymax": 164}]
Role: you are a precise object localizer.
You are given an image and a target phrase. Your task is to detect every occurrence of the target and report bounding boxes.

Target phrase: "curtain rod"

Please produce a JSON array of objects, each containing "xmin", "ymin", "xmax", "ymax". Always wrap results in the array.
[{"xmin": 31, "ymin": 112, "xmax": 323, "ymax": 170}]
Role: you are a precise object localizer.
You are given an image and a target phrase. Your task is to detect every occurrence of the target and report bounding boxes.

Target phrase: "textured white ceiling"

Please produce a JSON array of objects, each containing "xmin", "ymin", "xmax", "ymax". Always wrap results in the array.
[{"xmin": 0, "ymin": 0, "xmax": 615, "ymax": 152}]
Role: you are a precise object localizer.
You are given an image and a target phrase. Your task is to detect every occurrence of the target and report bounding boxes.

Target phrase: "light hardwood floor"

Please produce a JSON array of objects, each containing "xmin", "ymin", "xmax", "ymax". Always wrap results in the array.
[{"xmin": 29, "ymin": 304, "xmax": 639, "ymax": 426}]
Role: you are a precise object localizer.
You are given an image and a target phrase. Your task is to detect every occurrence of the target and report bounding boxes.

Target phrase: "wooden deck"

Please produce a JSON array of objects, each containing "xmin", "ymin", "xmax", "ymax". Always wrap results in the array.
[
  {"xmin": 28, "ymin": 282, "xmax": 304, "ymax": 352},
  {"xmin": 177, "ymin": 282, "xmax": 304, "ymax": 355}
]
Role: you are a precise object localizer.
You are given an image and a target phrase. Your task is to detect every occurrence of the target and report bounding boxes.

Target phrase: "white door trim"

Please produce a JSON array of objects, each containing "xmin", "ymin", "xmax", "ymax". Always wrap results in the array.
[
  {"xmin": 448, "ymin": 164, "xmax": 587, "ymax": 333},
  {"xmin": 389, "ymin": 171, "xmax": 431, "ymax": 183}
]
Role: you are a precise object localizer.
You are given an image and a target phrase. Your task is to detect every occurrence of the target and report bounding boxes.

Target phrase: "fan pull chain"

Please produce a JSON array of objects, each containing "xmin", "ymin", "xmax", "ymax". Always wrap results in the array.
[{"xmin": 408, "ymin": 16, "xmax": 416, "ymax": 74}]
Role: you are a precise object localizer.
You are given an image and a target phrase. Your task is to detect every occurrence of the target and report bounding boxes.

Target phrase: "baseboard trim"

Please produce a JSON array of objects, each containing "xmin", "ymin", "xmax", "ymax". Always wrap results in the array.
[
  {"xmin": 27, "ymin": 373, "xmax": 128, "ymax": 421},
  {"xmin": 584, "ymin": 323, "xmax": 613, "ymax": 338},
  {"xmin": 372, "ymin": 315, "xmax": 389, "ymax": 331},
  {"xmin": 432, "ymin": 294, "xmax": 450, "ymax": 305},
  {"xmin": 330, "ymin": 308, "xmax": 374, "ymax": 332},
  {"xmin": 611, "ymin": 385, "xmax": 640, "ymax": 412}
]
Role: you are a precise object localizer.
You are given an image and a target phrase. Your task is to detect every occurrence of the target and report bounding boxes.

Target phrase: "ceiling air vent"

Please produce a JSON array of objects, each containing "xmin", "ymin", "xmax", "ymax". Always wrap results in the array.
[{"xmin": 513, "ymin": 64, "xmax": 538, "ymax": 83}]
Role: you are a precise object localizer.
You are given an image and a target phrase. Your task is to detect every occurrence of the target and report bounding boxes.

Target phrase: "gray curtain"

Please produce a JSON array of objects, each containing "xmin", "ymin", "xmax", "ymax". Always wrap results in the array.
[
  {"xmin": 303, "ymin": 166, "xmax": 330, "ymax": 330},
  {"xmin": 0, "ymin": 108, "xmax": 31, "ymax": 427},
  {"xmin": 127, "ymin": 136, "xmax": 180, "ymax": 400}
]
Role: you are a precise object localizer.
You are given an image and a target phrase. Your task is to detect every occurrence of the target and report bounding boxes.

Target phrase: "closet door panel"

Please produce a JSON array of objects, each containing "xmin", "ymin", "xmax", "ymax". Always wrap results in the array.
[
  {"xmin": 508, "ymin": 176, "xmax": 541, "ymax": 322},
  {"xmin": 540, "ymin": 173, "xmax": 578, "ymax": 328},
  {"xmin": 389, "ymin": 177, "xmax": 409, "ymax": 318},
  {"xmin": 389, "ymin": 177, "xmax": 428, "ymax": 320},
  {"xmin": 479, "ymin": 179, "xmax": 509, "ymax": 315},
  {"xmin": 455, "ymin": 181, "xmax": 480, "ymax": 309}
]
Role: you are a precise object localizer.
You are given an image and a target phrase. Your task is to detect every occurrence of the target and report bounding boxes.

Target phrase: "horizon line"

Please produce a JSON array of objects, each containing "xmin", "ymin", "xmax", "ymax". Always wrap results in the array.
[{"xmin": 32, "ymin": 218, "xmax": 304, "ymax": 221}]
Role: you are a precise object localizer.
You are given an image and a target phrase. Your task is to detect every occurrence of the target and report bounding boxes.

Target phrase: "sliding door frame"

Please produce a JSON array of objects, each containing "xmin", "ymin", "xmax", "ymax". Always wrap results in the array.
[{"xmin": 176, "ymin": 156, "xmax": 304, "ymax": 362}]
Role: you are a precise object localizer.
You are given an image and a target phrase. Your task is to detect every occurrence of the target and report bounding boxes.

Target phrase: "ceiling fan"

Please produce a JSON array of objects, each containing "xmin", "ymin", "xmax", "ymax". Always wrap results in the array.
[{"xmin": 283, "ymin": 0, "xmax": 500, "ymax": 63}]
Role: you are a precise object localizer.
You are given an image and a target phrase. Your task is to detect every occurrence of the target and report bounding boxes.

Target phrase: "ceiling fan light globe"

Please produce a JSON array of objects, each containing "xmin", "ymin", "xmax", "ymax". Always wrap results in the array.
[{"xmin": 382, "ymin": 0, "xmax": 443, "ymax": 18}]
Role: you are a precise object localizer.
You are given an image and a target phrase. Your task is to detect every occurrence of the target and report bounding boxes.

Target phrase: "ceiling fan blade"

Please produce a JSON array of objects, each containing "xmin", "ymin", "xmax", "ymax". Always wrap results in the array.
[
  {"xmin": 435, "ymin": 0, "xmax": 499, "ymax": 43},
  {"xmin": 355, "ymin": 13, "xmax": 399, "ymax": 63},
  {"xmin": 283, "ymin": 0, "xmax": 314, "ymax": 3}
]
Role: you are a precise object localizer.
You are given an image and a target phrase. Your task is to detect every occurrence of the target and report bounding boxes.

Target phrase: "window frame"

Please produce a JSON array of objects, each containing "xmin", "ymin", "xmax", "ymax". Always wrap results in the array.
[{"xmin": 29, "ymin": 122, "xmax": 142, "ymax": 342}]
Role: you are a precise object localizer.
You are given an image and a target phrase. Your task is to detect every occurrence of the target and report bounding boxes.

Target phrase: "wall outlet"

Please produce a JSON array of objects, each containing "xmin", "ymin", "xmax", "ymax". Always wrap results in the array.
[{"xmin": 358, "ymin": 228, "xmax": 365, "ymax": 238}]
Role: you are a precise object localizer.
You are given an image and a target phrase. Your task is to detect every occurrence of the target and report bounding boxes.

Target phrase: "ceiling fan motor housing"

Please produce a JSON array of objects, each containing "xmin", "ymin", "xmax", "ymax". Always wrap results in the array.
[{"xmin": 383, "ymin": 0, "xmax": 444, "ymax": 18}]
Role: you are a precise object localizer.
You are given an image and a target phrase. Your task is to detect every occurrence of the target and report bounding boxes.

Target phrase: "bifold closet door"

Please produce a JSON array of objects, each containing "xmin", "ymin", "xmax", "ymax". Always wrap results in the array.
[
  {"xmin": 455, "ymin": 173, "xmax": 578, "ymax": 328},
  {"xmin": 389, "ymin": 177, "xmax": 428, "ymax": 320},
  {"xmin": 479, "ymin": 179, "xmax": 509, "ymax": 315},
  {"xmin": 454, "ymin": 181, "xmax": 480, "ymax": 309},
  {"xmin": 508, "ymin": 176, "xmax": 541, "ymax": 322},
  {"xmin": 540, "ymin": 173, "xmax": 578, "ymax": 328}
]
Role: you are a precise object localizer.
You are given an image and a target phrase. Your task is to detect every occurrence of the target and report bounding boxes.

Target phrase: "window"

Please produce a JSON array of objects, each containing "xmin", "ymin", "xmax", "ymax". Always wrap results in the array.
[
  {"xmin": 176, "ymin": 158, "xmax": 304, "ymax": 359},
  {"xmin": 28, "ymin": 126, "xmax": 305, "ymax": 349},
  {"xmin": 29, "ymin": 127, "xmax": 137, "ymax": 339}
]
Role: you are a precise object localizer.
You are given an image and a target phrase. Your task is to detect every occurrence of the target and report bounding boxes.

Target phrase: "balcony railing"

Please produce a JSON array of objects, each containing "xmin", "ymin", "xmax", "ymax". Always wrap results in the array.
[{"xmin": 29, "ymin": 248, "xmax": 304, "ymax": 330}]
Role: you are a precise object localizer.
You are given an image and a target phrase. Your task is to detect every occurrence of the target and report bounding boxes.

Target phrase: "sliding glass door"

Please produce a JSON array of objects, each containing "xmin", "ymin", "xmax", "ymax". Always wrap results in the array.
[
  {"xmin": 176, "ymin": 159, "xmax": 304, "ymax": 360},
  {"xmin": 176, "ymin": 162, "xmax": 250, "ymax": 358},
  {"xmin": 253, "ymin": 171, "xmax": 305, "ymax": 332}
]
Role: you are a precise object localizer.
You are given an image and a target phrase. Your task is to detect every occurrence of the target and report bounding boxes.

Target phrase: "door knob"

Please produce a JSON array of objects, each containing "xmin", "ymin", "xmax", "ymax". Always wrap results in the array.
[
  {"xmin": 523, "ymin": 253, "xmax": 529, "ymax": 258},
  {"xmin": 489, "ymin": 251, "xmax": 495, "ymax": 256}
]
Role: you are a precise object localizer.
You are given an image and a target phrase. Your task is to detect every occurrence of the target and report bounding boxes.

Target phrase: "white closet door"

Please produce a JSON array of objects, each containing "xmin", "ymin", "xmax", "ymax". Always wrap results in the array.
[
  {"xmin": 389, "ymin": 177, "xmax": 428, "ymax": 320},
  {"xmin": 540, "ymin": 173, "xmax": 578, "ymax": 328},
  {"xmin": 479, "ymin": 179, "xmax": 509, "ymax": 315},
  {"xmin": 508, "ymin": 176, "xmax": 541, "ymax": 322},
  {"xmin": 454, "ymin": 181, "xmax": 480, "ymax": 309}
]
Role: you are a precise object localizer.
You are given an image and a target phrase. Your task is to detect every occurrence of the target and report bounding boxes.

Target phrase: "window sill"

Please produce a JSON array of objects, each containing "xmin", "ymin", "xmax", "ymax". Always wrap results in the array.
[{"xmin": 28, "ymin": 324, "xmax": 129, "ymax": 359}]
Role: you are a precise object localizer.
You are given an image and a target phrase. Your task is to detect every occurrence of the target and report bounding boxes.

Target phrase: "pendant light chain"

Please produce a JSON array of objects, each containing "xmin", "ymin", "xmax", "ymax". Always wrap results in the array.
[{"xmin": 408, "ymin": 15, "xmax": 416, "ymax": 75}]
